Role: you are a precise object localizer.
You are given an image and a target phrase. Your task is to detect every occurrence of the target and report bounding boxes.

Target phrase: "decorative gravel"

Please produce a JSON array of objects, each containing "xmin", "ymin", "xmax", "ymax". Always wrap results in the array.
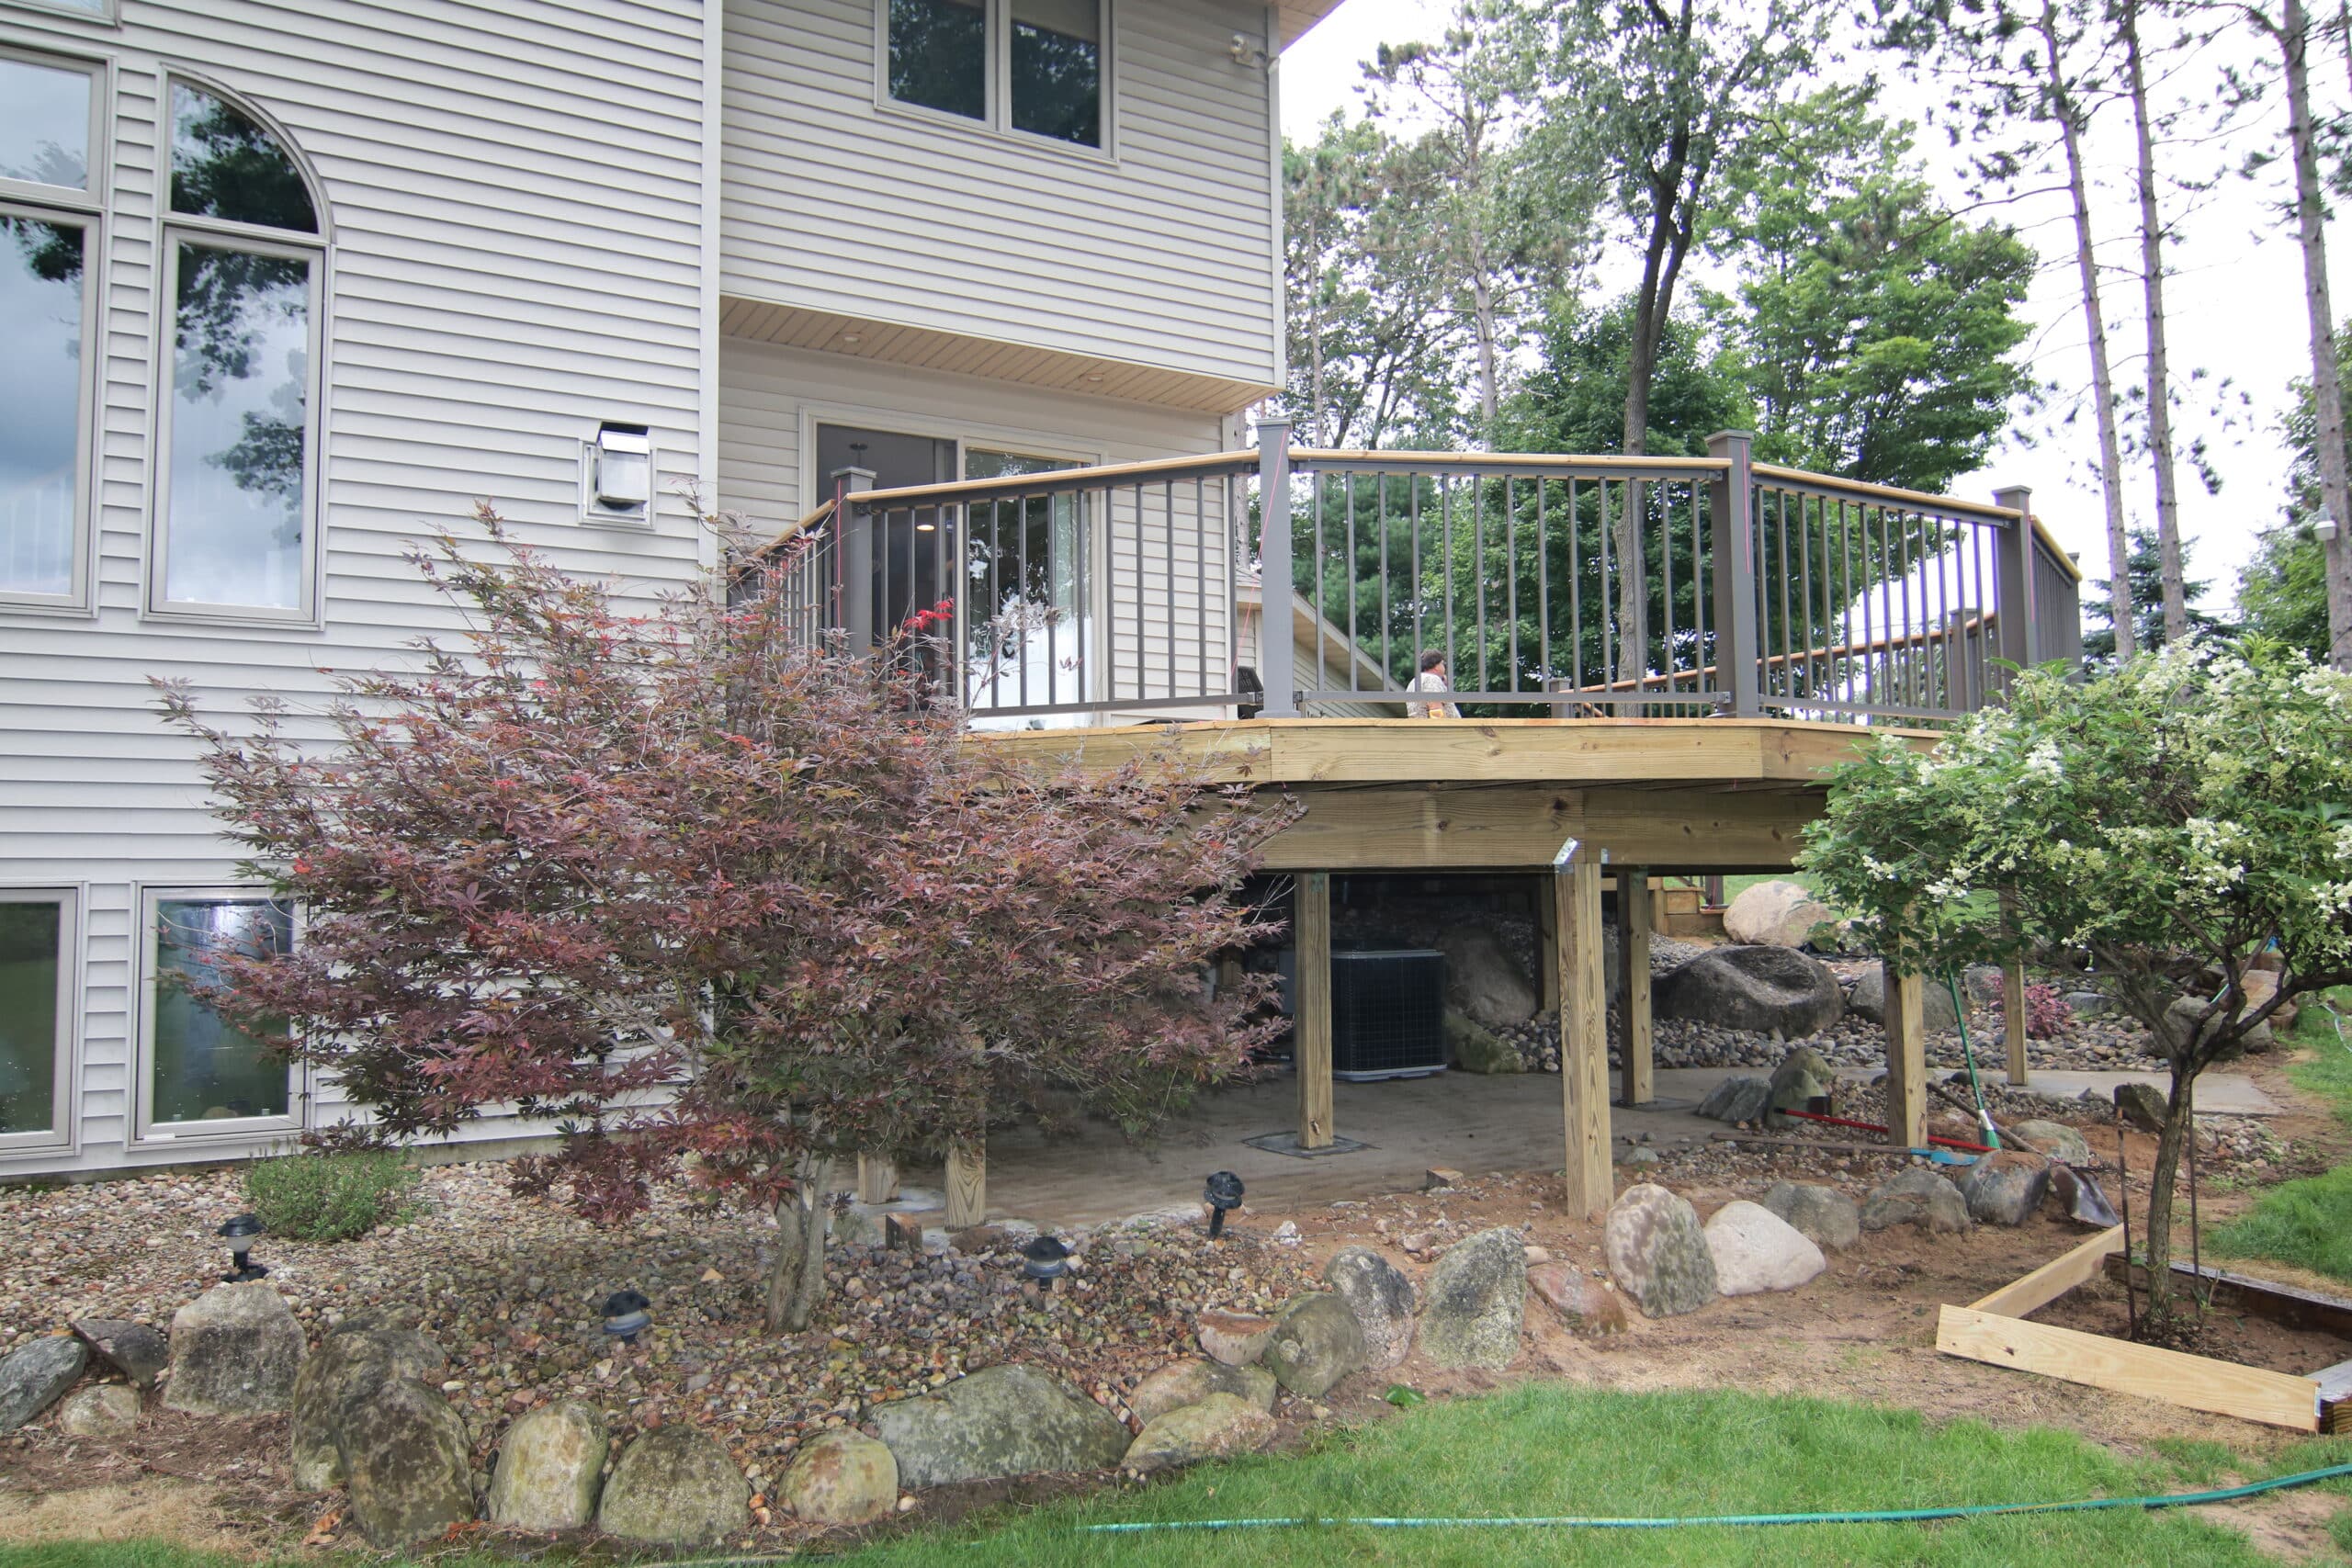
[{"xmin": 0, "ymin": 1164, "xmax": 1320, "ymax": 1490}]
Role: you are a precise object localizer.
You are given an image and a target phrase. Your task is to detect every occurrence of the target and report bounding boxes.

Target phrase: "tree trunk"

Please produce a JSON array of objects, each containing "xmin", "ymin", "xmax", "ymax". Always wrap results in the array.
[
  {"xmin": 2138, "ymin": 1062, "xmax": 2195, "ymax": 1326},
  {"xmin": 2278, "ymin": 0, "xmax": 2352, "ymax": 670},
  {"xmin": 1620, "ymin": 178, "xmax": 1683, "ymax": 691},
  {"xmin": 2125, "ymin": 2, "xmax": 2188, "ymax": 644},
  {"xmin": 1471, "ymin": 269, "xmax": 1501, "ymax": 438},
  {"xmin": 2041, "ymin": 2, "xmax": 2135, "ymax": 660},
  {"xmin": 763, "ymin": 1175, "xmax": 828, "ymax": 1334},
  {"xmin": 1308, "ymin": 204, "xmax": 1326, "ymax": 448}
]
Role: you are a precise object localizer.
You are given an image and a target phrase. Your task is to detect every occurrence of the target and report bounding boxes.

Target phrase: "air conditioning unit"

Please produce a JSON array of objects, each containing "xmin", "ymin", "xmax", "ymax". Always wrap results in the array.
[{"xmin": 1331, "ymin": 949, "xmax": 1446, "ymax": 1081}]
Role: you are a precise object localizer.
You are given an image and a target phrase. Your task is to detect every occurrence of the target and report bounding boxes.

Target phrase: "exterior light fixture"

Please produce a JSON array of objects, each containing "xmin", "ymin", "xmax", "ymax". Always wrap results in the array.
[
  {"xmin": 1020, "ymin": 1235, "xmax": 1071, "ymax": 1291},
  {"xmin": 601, "ymin": 1289, "xmax": 651, "ymax": 1346},
  {"xmin": 2317, "ymin": 506, "xmax": 2339, "ymax": 544},
  {"xmin": 218, "ymin": 1213, "xmax": 267, "ymax": 1282},
  {"xmin": 590, "ymin": 423, "xmax": 652, "ymax": 514},
  {"xmin": 1204, "ymin": 1171, "xmax": 1244, "ymax": 1238}
]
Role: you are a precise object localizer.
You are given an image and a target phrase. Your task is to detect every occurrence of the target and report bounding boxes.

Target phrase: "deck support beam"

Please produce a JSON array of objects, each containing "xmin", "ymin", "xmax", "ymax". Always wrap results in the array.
[
  {"xmin": 1882, "ymin": 961, "xmax": 1928, "ymax": 1149},
  {"xmin": 856, "ymin": 1152, "xmax": 899, "ymax": 1205},
  {"xmin": 1536, "ymin": 876, "xmax": 1561, "ymax": 1015},
  {"xmin": 1295, "ymin": 871, "xmax": 1334, "ymax": 1150},
  {"xmin": 2003, "ymin": 954, "xmax": 2030, "ymax": 1086},
  {"xmin": 1616, "ymin": 869, "xmax": 1654, "ymax": 1107},
  {"xmin": 945, "ymin": 1141, "xmax": 986, "ymax": 1229},
  {"xmin": 1558, "ymin": 843, "xmax": 1612, "ymax": 1218}
]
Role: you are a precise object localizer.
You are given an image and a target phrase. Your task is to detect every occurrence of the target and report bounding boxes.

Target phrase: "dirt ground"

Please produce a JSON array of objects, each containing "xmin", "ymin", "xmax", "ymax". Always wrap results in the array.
[{"xmin": 3, "ymin": 1051, "xmax": 2346, "ymax": 1562}]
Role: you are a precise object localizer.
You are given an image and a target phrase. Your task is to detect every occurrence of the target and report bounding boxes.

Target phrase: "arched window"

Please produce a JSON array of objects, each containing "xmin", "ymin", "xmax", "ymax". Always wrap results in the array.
[{"xmin": 152, "ymin": 79, "xmax": 326, "ymax": 619}]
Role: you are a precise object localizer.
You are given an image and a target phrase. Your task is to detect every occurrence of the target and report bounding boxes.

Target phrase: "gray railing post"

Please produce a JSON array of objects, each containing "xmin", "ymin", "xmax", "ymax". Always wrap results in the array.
[
  {"xmin": 833, "ymin": 466, "xmax": 876, "ymax": 655},
  {"xmin": 1991, "ymin": 484, "xmax": 2040, "ymax": 687},
  {"xmin": 1705, "ymin": 431, "xmax": 1759, "ymax": 716},
  {"xmin": 1256, "ymin": 419, "xmax": 1298, "ymax": 717}
]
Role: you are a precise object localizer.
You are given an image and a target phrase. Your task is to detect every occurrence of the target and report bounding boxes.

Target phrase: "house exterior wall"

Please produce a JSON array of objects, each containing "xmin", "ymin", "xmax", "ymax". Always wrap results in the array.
[
  {"xmin": 0, "ymin": 0, "xmax": 716, "ymax": 1178},
  {"xmin": 719, "ymin": 0, "xmax": 1281, "ymax": 389}
]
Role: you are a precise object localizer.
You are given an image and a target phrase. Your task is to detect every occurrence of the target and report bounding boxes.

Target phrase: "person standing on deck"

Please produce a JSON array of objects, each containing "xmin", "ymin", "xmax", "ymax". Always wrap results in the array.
[{"xmin": 1408, "ymin": 650, "xmax": 1460, "ymax": 718}]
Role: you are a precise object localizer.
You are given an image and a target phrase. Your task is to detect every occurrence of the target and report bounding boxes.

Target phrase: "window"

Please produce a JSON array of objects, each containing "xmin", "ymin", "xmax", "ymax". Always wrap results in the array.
[
  {"xmin": 0, "ymin": 50, "xmax": 101, "ymax": 610},
  {"xmin": 2, "ymin": 0, "xmax": 115, "ymax": 19},
  {"xmin": 0, "ymin": 890, "xmax": 74, "ymax": 1151},
  {"xmin": 153, "ymin": 80, "xmax": 324, "ymax": 618},
  {"xmin": 141, "ymin": 893, "xmax": 296, "ymax": 1135},
  {"xmin": 884, "ymin": 0, "xmax": 1106, "ymax": 151}
]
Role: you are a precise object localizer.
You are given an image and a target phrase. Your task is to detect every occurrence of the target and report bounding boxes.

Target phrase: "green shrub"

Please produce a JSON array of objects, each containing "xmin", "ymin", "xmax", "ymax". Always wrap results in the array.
[{"xmin": 243, "ymin": 1149, "xmax": 420, "ymax": 1241}]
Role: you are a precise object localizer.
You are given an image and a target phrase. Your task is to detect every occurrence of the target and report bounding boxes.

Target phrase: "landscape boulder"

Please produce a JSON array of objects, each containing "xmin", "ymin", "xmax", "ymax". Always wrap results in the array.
[
  {"xmin": 1766, "ymin": 1044, "xmax": 1838, "ymax": 1115},
  {"xmin": 598, "ymin": 1423, "xmax": 751, "ymax": 1545},
  {"xmin": 1527, "ymin": 1264, "xmax": 1629, "ymax": 1336},
  {"xmin": 1703, "ymin": 1201, "xmax": 1826, "ymax": 1295},
  {"xmin": 0, "ymin": 1336, "xmax": 88, "ymax": 1432},
  {"xmin": 1860, "ymin": 1168, "xmax": 1972, "ymax": 1234},
  {"xmin": 162, "ymin": 1281, "xmax": 302, "ymax": 1416},
  {"xmin": 1846, "ymin": 968, "xmax": 1960, "ymax": 1032},
  {"xmin": 1723, "ymin": 880, "xmax": 1838, "ymax": 948},
  {"xmin": 1417, "ymin": 1227, "xmax": 1526, "ymax": 1371},
  {"xmin": 1439, "ymin": 925, "xmax": 1540, "ymax": 1028},
  {"xmin": 2166, "ymin": 994, "xmax": 2273, "ymax": 1055},
  {"xmin": 781, "ymin": 1430, "xmax": 898, "ymax": 1527},
  {"xmin": 1697, "ymin": 1076, "xmax": 1773, "ymax": 1126},
  {"xmin": 1656, "ymin": 947, "xmax": 1843, "ymax": 1037},
  {"xmin": 292, "ymin": 1323, "xmax": 450, "ymax": 1490},
  {"xmin": 1263, "ymin": 1292, "xmax": 1367, "ymax": 1397},
  {"xmin": 1122, "ymin": 1393, "xmax": 1278, "ymax": 1474},
  {"xmin": 1196, "ymin": 1308, "xmax": 1275, "ymax": 1367},
  {"xmin": 1959, "ymin": 1150, "xmax": 2051, "ymax": 1227},
  {"xmin": 1445, "ymin": 1010, "xmax": 1522, "ymax": 1075},
  {"xmin": 1127, "ymin": 1359, "xmax": 1277, "ymax": 1426},
  {"xmin": 334, "ymin": 1376, "xmax": 475, "ymax": 1547},
  {"xmin": 1603, "ymin": 1184, "xmax": 1717, "ymax": 1317},
  {"xmin": 72, "ymin": 1319, "xmax": 169, "ymax": 1389},
  {"xmin": 1760, "ymin": 1182, "xmax": 1861, "ymax": 1251},
  {"xmin": 56, "ymin": 1383, "xmax": 140, "ymax": 1438},
  {"xmin": 2114, "ymin": 1081, "xmax": 2168, "ymax": 1134},
  {"xmin": 1324, "ymin": 1247, "xmax": 1418, "ymax": 1370},
  {"xmin": 868, "ymin": 1364, "xmax": 1127, "ymax": 1487},
  {"xmin": 486, "ymin": 1399, "xmax": 606, "ymax": 1532},
  {"xmin": 2008, "ymin": 1121, "xmax": 2094, "ymax": 1166}
]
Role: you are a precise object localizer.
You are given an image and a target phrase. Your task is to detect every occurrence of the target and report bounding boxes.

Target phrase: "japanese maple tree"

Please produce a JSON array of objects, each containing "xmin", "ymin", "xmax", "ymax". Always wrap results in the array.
[{"xmin": 159, "ymin": 507, "xmax": 1285, "ymax": 1331}]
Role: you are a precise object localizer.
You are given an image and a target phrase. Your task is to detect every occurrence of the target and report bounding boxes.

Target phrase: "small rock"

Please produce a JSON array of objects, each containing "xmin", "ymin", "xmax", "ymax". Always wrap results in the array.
[
  {"xmin": 55, "ymin": 1382, "xmax": 139, "ymax": 1438},
  {"xmin": 292, "ymin": 1324, "xmax": 448, "ymax": 1491},
  {"xmin": 1446, "ymin": 1010, "xmax": 1524, "ymax": 1074},
  {"xmin": 2114, "ymin": 1081, "xmax": 2168, "ymax": 1133},
  {"xmin": 1127, "ymin": 1359, "xmax": 1278, "ymax": 1426},
  {"xmin": 1767, "ymin": 1045, "xmax": 1837, "ymax": 1115},
  {"xmin": 1860, "ymin": 1168, "xmax": 1972, "ymax": 1234},
  {"xmin": 1760, "ymin": 1182, "xmax": 1861, "ymax": 1250},
  {"xmin": 1848, "ymin": 968, "xmax": 1961, "ymax": 1032},
  {"xmin": 1959, "ymin": 1150, "xmax": 2051, "ymax": 1227},
  {"xmin": 2064, "ymin": 990, "xmax": 2109, "ymax": 1019},
  {"xmin": 1703, "ymin": 1201, "xmax": 1826, "ymax": 1294},
  {"xmin": 1698, "ymin": 1076, "xmax": 1774, "ymax": 1125},
  {"xmin": 163, "ymin": 1282, "xmax": 303, "ymax": 1417},
  {"xmin": 72, "ymin": 1319, "xmax": 169, "ymax": 1389},
  {"xmin": 1424, "ymin": 1168, "xmax": 1464, "ymax": 1190},
  {"xmin": 1604, "ymin": 1185, "xmax": 1717, "ymax": 1318},
  {"xmin": 2007, "ymin": 1121, "xmax": 2094, "ymax": 1166},
  {"xmin": 1528, "ymin": 1264, "xmax": 1628, "ymax": 1336},
  {"xmin": 1324, "ymin": 1247, "xmax": 1417, "ymax": 1371},
  {"xmin": 1123, "ymin": 1393, "xmax": 1276, "ymax": 1473},
  {"xmin": 335, "ymin": 1377, "xmax": 475, "ymax": 1548},
  {"xmin": 782, "ymin": 1430, "xmax": 898, "ymax": 1527},
  {"xmin": 1417, "ymin": 1226, "xmax": 1526, "ymax": 1371},
  {"xmin": 1262, "ymin": 1293, "xmax": 1367, "ymax": 1398},
  {"xmin": 1723, "ymin": 880, "xmax": 1838, "ymax": 948},
  {"xmin": 599, "ymin": 1424, "xmax": 752, "ymax": 1544},
  {"xmin": 1196, "ymin": 1308, "xmax": 1276, "ymax": 1367},
  {"xmin": 0, "ymin": 1335, "xmax": 87, "ymax": 1433},
  {"xmin": 1657, "ymin": 947, "xmax": 1844, "ymax": 1036},
  {"xmin": 868, "ymin": 1364, "xmax": 1128, "ymax": 1488},
  {"xmin": 487, "ymin": 1399, "xmax": 605, "ymax": 1532}
]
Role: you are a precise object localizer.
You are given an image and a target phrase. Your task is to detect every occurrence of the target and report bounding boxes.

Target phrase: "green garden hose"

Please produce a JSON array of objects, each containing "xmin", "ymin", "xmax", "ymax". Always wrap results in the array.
[
  {"xmin": 1078, "ymin": 1460, "xmax": 2352, "ymax": 1534},
  {"xmin": 1948, "ymin": 970, "xmax": 2000, "ymax": 1151}
]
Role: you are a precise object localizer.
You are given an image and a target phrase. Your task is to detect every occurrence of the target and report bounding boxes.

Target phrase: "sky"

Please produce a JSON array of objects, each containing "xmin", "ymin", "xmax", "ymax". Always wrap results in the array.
[{"xmin": 1278, "ymin": 0, "xmax": 2352, "ymax": 616}]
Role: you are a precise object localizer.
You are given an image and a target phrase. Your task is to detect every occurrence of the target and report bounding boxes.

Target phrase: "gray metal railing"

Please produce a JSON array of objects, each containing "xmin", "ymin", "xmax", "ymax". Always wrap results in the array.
[{"xmin": 776, "ymin": 424, "xmax": 2080, "ymax": 727}]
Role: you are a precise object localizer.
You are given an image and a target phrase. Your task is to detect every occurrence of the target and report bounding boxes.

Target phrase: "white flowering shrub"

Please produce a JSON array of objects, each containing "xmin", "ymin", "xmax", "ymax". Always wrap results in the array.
[{"xmin": 1800, "ymin": 639, "xmax": 2352, "ymax": 1321}]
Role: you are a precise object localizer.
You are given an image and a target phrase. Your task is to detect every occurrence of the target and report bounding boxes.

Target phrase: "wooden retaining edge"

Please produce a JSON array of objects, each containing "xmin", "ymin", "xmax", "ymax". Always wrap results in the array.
[
  {"xmin": 1936, "ymin": 1305, "xmax": 2322, "ymax": 1431},
  {"xmin": 2099, "ymin": 1254, "xmax": 2352, "ymax": 1338},
  {"xmin": 1967, "ymin": 1226, "xmax": 2125, "ymax": 1319}
]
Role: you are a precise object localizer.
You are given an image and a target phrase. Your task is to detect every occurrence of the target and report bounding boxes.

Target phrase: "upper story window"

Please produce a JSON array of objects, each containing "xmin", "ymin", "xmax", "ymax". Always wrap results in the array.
[
  {"xmin": 0, "ymin": 49, "xmax": 102, "ymax": 610},
  {"xmin": 153, "ymin": 80, "xmax": 324, "ymax": 619},
  {"xmin": 886, "ymin": 0, "xmax": 1105, "ymax": 152}
]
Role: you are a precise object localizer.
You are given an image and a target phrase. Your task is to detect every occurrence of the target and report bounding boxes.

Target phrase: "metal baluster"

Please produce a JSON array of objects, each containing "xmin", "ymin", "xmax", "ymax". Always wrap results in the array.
[
  {"xmin": 1164, "ymin": 480, "xmax": 1178, "ymax": 703},
  {"xmin": 1442, "ymin": 477, "xmax": 1456, "ymax": 691},
  {"xmin": 1567, "ymin": 479, "xmax": 1584, "ymax": 699},
  {"xmin": 1410, "ymin": 477, "xmax": 1424, "ymax": 671},
  {"xmin": 1379, "ymin": 475, "xmax": 1394, "ymax": 690},
  {"xmin": 1597, "ymin": 478, "xmax": 1614, "ymax": 699},
  {"xmin": 1194, "ymin": 475, "xmax": 1207, "ymax": 700},
  {"xmin": 1314, "ymin": 470, "xmax": 1329, "ymax": 696},
  {"xmin": 1506, "ymin": 476, "xmax": 1520, "ymax": 700},
  {"xmin": 1535, "ymin": 479, "xmax": 1552, "ymax": 698},
  {"xmin": 1474, "ymin": 474, "xmax": 1487, "ymax": 697},
  {"xmin": 1798, "ymin": 492, "xmax": 1815, "ymax": 709},
  {"xmin": 1660, "ymin": 476, "xmax": 1677, "ymax": 697},
  {"xmin": 1347, "ymin": 472, "xmax": 1361, "ymax": 694}
]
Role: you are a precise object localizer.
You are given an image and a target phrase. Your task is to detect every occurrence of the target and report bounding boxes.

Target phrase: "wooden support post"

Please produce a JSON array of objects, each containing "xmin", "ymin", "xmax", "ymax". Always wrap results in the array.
[
  {"xmin": 1557, "ymin": 843, "xmax": 1612, "ymax": 1218},
  {"xmin": 1535, "ymin": 874, "xmax": 1561, "ymax": 1015},
  {"xmin": 2000, "ymin": 890, "xmax": 2030, "ymax": 1087},
  {"xmin": 1616, "ymin": 867, "xmax": 1654, "ymax": 1107},
  {"xmin": 1295, "ymin": 871, "xmax": 1334, "ymax": 1150},
  {"xmin": 1883, "ymin": 961, "xmax": 1928, "ymax": 1149},
  {"xmin": 856, "ymin": 1152, "xmax": 899, "ymax": 1206},
  {"xmin": 944, "ymin": 1141, "xmax": 986, "ymax": 1230}
]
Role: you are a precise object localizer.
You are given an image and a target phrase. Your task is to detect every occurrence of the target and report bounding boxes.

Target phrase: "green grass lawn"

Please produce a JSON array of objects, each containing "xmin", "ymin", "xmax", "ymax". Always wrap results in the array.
[
  {"xmin": 2206, "ymin": 1000, "xmax": 2352, "ymax": 1284},
  {"xmin": 5, "ymin": 1388, "xmax": 2347, "ymax": 1567}
]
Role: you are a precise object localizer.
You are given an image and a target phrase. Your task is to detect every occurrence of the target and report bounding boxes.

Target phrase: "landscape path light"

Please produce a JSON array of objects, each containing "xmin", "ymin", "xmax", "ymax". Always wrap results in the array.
[
  {"xmin": 1021, "ymin": 1235, "xmax": 1071, "ymax": 1291},
  {"xmin": 218, "ymin": 1213, "xmax": 267, "ymax": 1282},
  {"xmin": 602, "ymin": 1289, "xmax": 651, "ymax": 1347},
  {"xmin": 1204, "ymin": 1170, "xmax": 1244, "ymax": 1238}
]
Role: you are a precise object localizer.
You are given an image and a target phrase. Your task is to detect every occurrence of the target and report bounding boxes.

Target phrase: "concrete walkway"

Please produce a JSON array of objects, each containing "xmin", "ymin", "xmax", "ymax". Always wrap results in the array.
[{"xmin": 881, "ymin": 1062, "xmax": 2278, "ymax": 1230}]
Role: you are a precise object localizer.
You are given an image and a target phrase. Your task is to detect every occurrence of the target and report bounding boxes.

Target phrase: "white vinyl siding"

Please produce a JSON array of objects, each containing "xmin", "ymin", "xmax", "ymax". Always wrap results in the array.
[
  {"xmin": 0, "ymin": 0, "xmax": 712, "ymax": 1176},
  {"xmin": 722, "ymin": 0, "xmax": 1278, "ymax": 388}
]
